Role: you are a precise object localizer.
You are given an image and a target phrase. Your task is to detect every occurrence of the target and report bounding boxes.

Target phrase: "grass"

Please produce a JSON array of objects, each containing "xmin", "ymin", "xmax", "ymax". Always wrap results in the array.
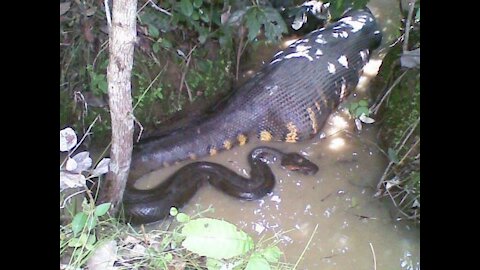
[{"xmin": 60, "ymin": 195, "xmax": 320, "ymax": 270}]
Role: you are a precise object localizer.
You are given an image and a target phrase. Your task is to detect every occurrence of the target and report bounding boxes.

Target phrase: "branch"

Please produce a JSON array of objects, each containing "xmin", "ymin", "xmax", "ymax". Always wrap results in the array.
[{"xmin": 403, "ymin": 0, "xmax": 417, "ymax": 52}]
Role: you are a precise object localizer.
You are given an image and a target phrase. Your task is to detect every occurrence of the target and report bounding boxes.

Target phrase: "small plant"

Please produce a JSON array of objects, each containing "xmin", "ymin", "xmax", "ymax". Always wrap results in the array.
[
  {"xmin": 60, "ymin": 126, "xmax": 113, "ymax": 268},
  {"xmin": 347, "ymin": 98, "xmax": 375, "ymax": 131},
  {"xmin": 168, "ymin": 207, "xmax": 284, "ymax": 270},
  {"xmin": 87, "ymin": 65, "xmax": 108, "ymax": 96},
  {"xmin": 60, "ymin": 200, "xmax": 113, "ymax": 268}
]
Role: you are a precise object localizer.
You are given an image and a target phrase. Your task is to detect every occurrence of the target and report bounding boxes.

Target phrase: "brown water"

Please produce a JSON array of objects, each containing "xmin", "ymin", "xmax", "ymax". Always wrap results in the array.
[{"xmin": 135, "ymin": 2, "xmax": 419, "ymax": 269}]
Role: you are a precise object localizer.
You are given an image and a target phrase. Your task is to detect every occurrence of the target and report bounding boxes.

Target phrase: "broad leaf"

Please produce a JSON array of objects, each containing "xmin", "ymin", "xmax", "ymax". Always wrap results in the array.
[
  {"xmin": 92, "ymin": 158, "xmax": 110, "ymax": 177},
  {"xmin": 245, "ymin": 253, "xmax": 271, "ymax": 270},
  {"xmin": 94, "ymin": 203, "xmax": 111, "ymax": 217},
  {"xmin": 71, "ymin": 151, "xmax": 92, "ymax": 173},
  {"xmin": 180, "ymin": 0, "xmax": 193, "ymax": 17},
  {"xmin": 181, "ymin": 218, "xmax": 254, "ymax": 259},
  {"xmin": 388, "ymin": 148, "xmax": 399, "ymax": 164},
  {"xmin": 60, "ymin": 171, "xmax": 86, "ymax": 190},
  {"xmin": 72, "ymin": 212, "xmax": 88, "ymax": 235},
  {"xmin": 245, "ymin": 8, "xmax": 261, "ymax": 41},
  {"xmin": 60, "ymin": 127, "xmax": 77, "ymax": 152},
  {"xmin": 260, "ymin": 246, "xmax": 282, "ymax": 263}
]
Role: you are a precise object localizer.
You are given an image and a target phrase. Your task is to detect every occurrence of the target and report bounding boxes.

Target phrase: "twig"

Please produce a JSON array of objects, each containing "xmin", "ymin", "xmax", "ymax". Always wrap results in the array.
[
  {"xmin": 185, "ymin": 81, "xmax": 194, "ymax": 101},
  {"xmin": 235, "ymin": 27, "xmax": 249, "ymax": 81},
  {"xmin": 369, "ymin": 242, "xmax": 377, "ymax": 270},
  {"xmin": 93, "ymin": 40, "xmax": 109, "ymax": 68},
  {"xmin": 60, "ymin": 189, "xmax": 87, "ymax": 209},
  {"xmin": 370, "ymin": 70, "xmax": 408, "ymax": 115},
  {"xmin": 395, "ymin": 117, "xmax": 420, "ymax": 158},
  {"xmin": 137, "ymin": 0, "xmax": 150, "ymax": 13},
  {"xmin": 398, "ymin": 137, "xmax": 420, "ymax": 165},
  {"xmin": 60, "ymin": 115, "xmax": 101, "ymax": 168},
  {"xmin": 104, "ymin": 0, "xmax": 112, "ymax": 28},
  {"xmin": 133, "ymin": 65, "xmax": 167, "ymax": 111},
  {"xmin": 140, "ymin": 224, "xmax": 149, "ymax": 244},
  {"xmin": 403, "ymin": 0, "xmax": 417, "ymax": 52},
  {"xmin": 293, "ymin": 224, "xmax": 318, "ymax": 270},
  {"xmin": 133, "ymin": 115, "xmax": 144, "ymax": 143},
  {"xmin": 178, "ymin": 45, "xmax": 197, "ymax": 103},
  {"xmin": 148, "ymin": 0, "xmax": 172, "ymax": 16}
]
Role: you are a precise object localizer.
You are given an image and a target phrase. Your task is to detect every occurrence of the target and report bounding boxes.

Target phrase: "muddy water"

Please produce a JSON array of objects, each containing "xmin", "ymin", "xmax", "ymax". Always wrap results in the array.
[
  {"xmin": 135, "ymin": 2, "xmax": 419, "ymax": 269},
  {"xmin": 137, "ymin": 110, "xmax": 419, "ymax": 269}
]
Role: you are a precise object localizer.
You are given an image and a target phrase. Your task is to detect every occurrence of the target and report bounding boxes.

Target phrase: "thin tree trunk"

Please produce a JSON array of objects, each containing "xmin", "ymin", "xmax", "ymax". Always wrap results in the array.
[{"xmin": 99, "ymin": 0, "xmax": 138, "ymax": 213}]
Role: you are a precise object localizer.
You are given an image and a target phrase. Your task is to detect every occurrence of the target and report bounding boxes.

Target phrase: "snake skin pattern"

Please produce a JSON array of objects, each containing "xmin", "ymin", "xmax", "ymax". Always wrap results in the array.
[{"xmin": 128, "ymin": 8, "xmax": 382, "ymax": 180}]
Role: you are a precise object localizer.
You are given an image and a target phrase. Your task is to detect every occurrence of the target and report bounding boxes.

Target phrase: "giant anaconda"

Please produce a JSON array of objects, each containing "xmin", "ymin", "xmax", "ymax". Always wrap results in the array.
[{"xmin": 123, "ymin": 8, "xmax": 382, "ymax": 224}]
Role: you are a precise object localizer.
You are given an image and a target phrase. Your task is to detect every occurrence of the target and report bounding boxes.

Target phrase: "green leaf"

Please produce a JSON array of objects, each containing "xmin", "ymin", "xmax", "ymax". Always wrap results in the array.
[
  {"xmin": 94, "ymin": 203, "xmax": 111, "ymax": 217},
  {"xmin": 388, "ymin": 148, "xmax": 399, "ymax": 164},
  {"xmin": 260, "ymin": 246, "xmax": 282, "ymax": 263},
  {"xmin": 97, "ymin": 80, "xmax": 108, "ymax": 94},
  {"xmin": 180, "ymin": 0, "xmax": 193, "ymax": 17},
  {"xmin": 152, "ymin": 42, "xmax": 160, "ymax": 53},
  {"xmin": 176, "ymin": 213, "xmax": 190, "ymax": 223},
  {"xmin": 192, "ymin": 9, "xmax": 200, "ymax": 20},
  {"xmin": 181, "ymin": 218, "xmax": 254, "ymax": 259},
  {"xmin": 86, "ymin": 216, "xmax": 97, "ymax": 231},
  {"xmin": 349, "ymin": 102, "xmax": 359, "ymax": 111},
  {"xmin": 200, "ymin": 11, "xmax": 210, "ymax": 23},
  {"xmin": 169, "ymin": 207, "xmax": 178, "ymax": 216},
  {"xmin": 354, "ymin": 106, "xmax": 369, "ymax": 118},
  {"xmin": 245, "ymin": 253, "xmax": 271, "ymax": 270},
  {"xmin": 206, "ymin": 258, "xmax": 222, "ymax": 270},
  {"xmin": 160, "ymin": 38, "xmax": 172, "ymax": 49},
  {"xmin": 262, "ymin": 7, "xmax": 287, "ymax": 41},
  {"xmin": 148, "ymin": 24, "xmax": 160, "ymax": 38},
  {"xmin": 86, "ymin": 234, "xmax": 96, "ymax": 248},
  {"xmin": 72, "ymin": 212, "xmax": 88, "ymax": 235},
  {"xmin": 358, "ymin": 99, "xmax": 368, "ymax": 107},
  {"xmin": 198, "ymin": 33, "xmax": 208, "ymax": 44},
  {"xmin": 245, "ymin": 8, "xmax": 261, "ymax": 41},
  {"xmin": 68, "ymin": 237, "xmax": 83, "ymax": 248},
  {"xmin": 153, "ymin": 87, "xmax": 164, "ymax": 99},
  {"xmin": 193, "ymin": 0, "xmax": 202, "ymax": 8}
]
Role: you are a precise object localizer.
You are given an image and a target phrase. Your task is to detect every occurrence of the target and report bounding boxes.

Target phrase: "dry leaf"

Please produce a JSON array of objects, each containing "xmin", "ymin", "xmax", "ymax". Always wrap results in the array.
[
  {"xmin": 60, "ymin": 171, "xmax": 86, "ymax": 190},
  {"xmin": 60, "ymin": 2, "xmax": 71, "ymax": 16},
  {"xmin": 60, "ymin": 127, "xmax": 77, "ymax": 152}
]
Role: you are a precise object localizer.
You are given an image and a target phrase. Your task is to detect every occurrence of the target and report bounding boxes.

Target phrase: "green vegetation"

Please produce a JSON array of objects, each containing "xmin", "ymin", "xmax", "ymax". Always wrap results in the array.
[
  {"xmin": 60, "ymin": 1, "xmax": 422, "ymax": 269},
  {"xmin": 60, "ymin": 127, "xmax": 313, "ymax": 269},
  {"xmin": 60, "ymin": 0, "xmax": 292, "ymax": 146},
  {"xmin": 369, "ymin": 0, "xmax": 420, "ymax": 223}
]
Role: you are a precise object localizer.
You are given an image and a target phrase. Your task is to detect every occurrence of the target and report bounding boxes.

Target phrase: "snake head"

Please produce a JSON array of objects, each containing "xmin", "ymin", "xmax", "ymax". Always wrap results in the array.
[{"xmin": 281, "ymin": 153, "xmax": 319, "ymax": 175}]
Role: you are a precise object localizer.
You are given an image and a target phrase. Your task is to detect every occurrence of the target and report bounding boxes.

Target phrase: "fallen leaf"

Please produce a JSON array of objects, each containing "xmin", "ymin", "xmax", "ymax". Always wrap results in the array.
[
  {"xmin": 60, "ymin": 127, "xmax": 77, "ymax": 152},
  {"xmin": 359, "ymin": 113, "xmax": 375, "ymax": 124},
  {"xmin": 87, "ymin": 240, "xmax": 118, "ymax": 270},
  {"xmin": 65, "ymin": 158, "xmax": 78, "ymax": 172},
  {"xmin": 60, "ymin": 2, "xmax": 71, "ymax": 16},
  {"xmin": 60, "ymin": 171, "xmax": 86, "ymax": 190},
  {"xmin": 71, "ymin": 151, "xmax": 92, "ymax": 173},
  {"xmin": 400, "ymin": 48, "xmax": 420, "ymax": 68},
  {"xmin": 92, "ymin": 158, "xmax": 110, "ymax": 177}
]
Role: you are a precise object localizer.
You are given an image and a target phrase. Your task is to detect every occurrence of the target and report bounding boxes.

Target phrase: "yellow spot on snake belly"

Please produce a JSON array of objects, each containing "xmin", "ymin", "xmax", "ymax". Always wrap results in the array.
[
  {"xmin": 307, "ymin": 107, "xmax": 318, "ymax": 134},
  {"xmin": 189, "ymin": 153, "xmax": 197, "ymax": 160},
  {"xmin": 237, "ymin": 134, "xmax": 248, "ymax": 145},
  {"xmin": 260, "ymin": 130, "xmax": 273, "ymax": 141},
  {"xmin": 285, "ymin": 122, "xmax": 299, "ymax": 143},
  {"xmin": 223, "ymin": 140, "xmax": 233, "ymax": 150},
  {"xmin": 209, "ymin": 147, "xmax": 217, "ymax": 156},
  {"xmin": 314, "ymin": 101, "xmax": 321, "ymax": 111}
]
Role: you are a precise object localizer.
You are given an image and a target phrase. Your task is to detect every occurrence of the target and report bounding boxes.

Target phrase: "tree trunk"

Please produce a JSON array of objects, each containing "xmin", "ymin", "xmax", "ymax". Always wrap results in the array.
[{"xmin": 98, "ymin": 0, "xmax": 138, "ymax": 213}]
